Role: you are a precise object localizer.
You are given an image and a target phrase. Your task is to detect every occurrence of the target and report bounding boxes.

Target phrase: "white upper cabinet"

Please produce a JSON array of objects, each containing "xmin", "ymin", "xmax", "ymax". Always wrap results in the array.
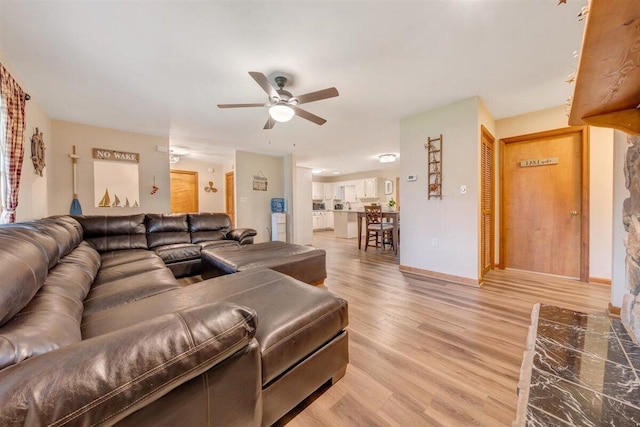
[
  {"xmin": 312, "ymin": 182, "xmax": 324, "ymax": 200},
  {"xmin": 323, "ymin": 183, "xmax": 335, "ymax": 201}
]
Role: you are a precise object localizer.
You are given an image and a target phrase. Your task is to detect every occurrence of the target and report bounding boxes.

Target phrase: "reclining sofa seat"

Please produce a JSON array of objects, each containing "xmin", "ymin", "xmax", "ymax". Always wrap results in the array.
[
  {"xmin": 76, "ymin": 212, "xmax": 257, "ymax": 277},
  {"xmin": 0, "ymin": 214, "xmax": 348, "ymax": 426}
]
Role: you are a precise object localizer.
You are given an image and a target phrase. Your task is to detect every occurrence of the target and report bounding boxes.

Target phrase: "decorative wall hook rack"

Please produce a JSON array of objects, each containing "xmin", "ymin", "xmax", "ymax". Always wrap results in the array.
[{"xmin": 425, "ymin": 134, "xmax": 443, "ymax": 200}]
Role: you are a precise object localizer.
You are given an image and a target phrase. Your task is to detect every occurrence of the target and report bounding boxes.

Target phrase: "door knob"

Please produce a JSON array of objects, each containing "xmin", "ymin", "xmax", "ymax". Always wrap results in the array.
[{"xmin": 570, "ymin": 210, "xmax": 579, "ymax": 216}]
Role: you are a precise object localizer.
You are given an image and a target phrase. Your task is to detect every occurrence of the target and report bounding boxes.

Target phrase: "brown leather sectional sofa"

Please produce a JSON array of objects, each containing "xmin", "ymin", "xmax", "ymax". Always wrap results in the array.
[{"xmin": 0, "ymin": 214, "xmax": 348, "ymax": 426}]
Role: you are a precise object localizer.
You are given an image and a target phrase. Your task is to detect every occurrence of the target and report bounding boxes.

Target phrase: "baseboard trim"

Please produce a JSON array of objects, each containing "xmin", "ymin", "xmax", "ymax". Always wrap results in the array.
[
  {"xmin": 399, "ymin": 265, "xmax": 480, "ymax": 287},
  {"xmin": 589, "ymin": 277, "xmax": 611, "ymax": 285},
  {"xmin": 607, "ymin": 302, "xmax": 621, "ymax": 317}
]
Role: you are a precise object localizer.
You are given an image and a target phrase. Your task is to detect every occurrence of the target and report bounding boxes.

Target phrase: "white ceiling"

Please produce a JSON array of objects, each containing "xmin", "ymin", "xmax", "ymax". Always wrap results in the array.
[{"xmin": 0, "ymin": 0, "xmax": 586, "ymax": 175}]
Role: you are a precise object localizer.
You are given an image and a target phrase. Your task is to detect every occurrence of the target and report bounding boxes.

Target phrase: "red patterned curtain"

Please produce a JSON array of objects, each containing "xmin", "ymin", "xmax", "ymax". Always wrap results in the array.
[{"xmin": 0, "ymin": 64, "xmax": 27, "ymax": 224}]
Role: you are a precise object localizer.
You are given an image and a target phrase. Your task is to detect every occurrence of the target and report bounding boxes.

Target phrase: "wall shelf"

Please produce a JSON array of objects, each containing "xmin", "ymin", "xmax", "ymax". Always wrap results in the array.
[{"xmin": 425, "ymin": 135, "xmax": 443, "ymax": 200}]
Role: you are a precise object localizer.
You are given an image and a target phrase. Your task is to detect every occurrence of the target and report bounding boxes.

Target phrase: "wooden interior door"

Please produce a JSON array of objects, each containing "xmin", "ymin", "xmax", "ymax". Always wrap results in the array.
[
  {"xmin": 500, "ymin": 127, "xmax": 588, "ymax": 280},
  {"xmin": 170, "ymin": 169, "xmax": 198, "ymax": 213},
  {"xmin": 225, "ymin": 172, "xmax": 235, "ymax": 228},
  {"xmin": 480, "ymin": 126, "xmax": 495, "ymax": 278}
]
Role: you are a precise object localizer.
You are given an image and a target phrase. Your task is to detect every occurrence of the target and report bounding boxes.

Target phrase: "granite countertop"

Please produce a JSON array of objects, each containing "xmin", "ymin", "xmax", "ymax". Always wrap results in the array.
[{"xmin": 516, "ymin": 304, "xmax": 640, "ymax": 426}]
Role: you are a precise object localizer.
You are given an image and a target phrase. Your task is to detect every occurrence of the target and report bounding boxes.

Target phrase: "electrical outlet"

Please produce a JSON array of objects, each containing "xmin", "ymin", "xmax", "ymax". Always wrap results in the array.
[
  {"xmin": 460, "ymin": 185, "xmax": 467, "ymax": 194},
  {"xmin": 431, "ymin": 238, "xmax": 438, "ymax": 248}
]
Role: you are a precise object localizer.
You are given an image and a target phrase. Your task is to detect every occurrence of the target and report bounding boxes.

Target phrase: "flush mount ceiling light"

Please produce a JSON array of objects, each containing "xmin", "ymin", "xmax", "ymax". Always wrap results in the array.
[
  {"xmin": 269, "ymin": 104, "xmax": 295, "ymax": 122},
  {"xmin": 378, "ymin": 153, "xmax": 397, "ymax": 163},
  {"xmin": 311, "ymin": 168, "xmax": 324, "ymax": 174}
]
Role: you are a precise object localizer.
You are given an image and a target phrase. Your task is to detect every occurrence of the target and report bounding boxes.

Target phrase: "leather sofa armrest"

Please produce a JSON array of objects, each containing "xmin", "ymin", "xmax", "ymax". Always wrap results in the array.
[
  {"xmin": 0, "ymin": 302, "xmax": 257, "ymax": 427},
  {"xmin": 226, "ymin": 228, "xmax": 257, "ymax": 245}
]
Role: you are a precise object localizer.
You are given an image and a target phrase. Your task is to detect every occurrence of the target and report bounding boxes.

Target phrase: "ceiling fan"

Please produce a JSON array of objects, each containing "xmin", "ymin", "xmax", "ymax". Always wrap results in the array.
[{"xmin": 217, "ymin": 71, "xmax": 339, "ymax": 129}]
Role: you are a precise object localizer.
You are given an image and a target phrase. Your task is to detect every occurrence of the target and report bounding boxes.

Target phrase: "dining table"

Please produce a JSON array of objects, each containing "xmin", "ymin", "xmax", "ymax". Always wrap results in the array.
[{"xmin": 357, "ymin": 210, "xmax": 400, "ymax": 254}]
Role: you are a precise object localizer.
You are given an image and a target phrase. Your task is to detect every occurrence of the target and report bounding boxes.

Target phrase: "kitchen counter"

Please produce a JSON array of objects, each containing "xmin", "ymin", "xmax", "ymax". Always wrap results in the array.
[{"xmin": 333, "ymin": 210, "xmax": 358, "ymax": 238}]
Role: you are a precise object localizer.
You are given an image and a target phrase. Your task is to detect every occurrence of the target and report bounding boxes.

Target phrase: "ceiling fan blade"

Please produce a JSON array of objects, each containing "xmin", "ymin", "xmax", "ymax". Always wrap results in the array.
[
  {"xmin": 295, "ymin": 87, "xmax": 339, "ymax": 105},
  {"xmin": 217, "ymin": 103, "xmax": 265, "ymax": 108},
  {"xmin": 249, "ymin": 71, "xmax": 278, "ymax": 99},
  {"xmin": 291, "ymin": 106, "xmax": 327, "ymax": 125},
  {"xmin": 264, "ymin": 117, "xmax": 276, "ymax": 130}
]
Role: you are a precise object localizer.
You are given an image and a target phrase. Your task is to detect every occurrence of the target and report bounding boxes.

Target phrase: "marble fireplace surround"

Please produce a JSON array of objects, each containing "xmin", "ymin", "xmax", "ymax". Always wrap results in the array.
[
  {"xmin": 622, "ymin": 134, "xmax": 640, "ymax": 343},
  {"xmin": 515, "ymin": 304, "xmax": 640, "ymax": 426}
]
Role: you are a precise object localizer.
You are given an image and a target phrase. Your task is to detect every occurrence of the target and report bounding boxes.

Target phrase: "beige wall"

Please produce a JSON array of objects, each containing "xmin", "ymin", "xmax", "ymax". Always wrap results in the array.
[
  {"xmin": 1, "ymin": 49, "xmax": 53, "ymax": 221},
  {"xmin": 235, "ymin": 150, "xmax": 285, "ymax": 243},
  {"xmin": 170, "ymin": 157, "xmax": 225, "ymax": 213},
  {"xmin": 612, "ymin": 130, "xmax": 629, "ymax": 306},
  {"xmin": 495, "ymin": 106, "xmax": 614, "ymax": 281},
  {"xmin": 49, "ymin": 120, "xmax": 170, "ymax": 215},
  {"xmin": 400, "ymin": 97, "xmax": 482, "ymax": 282}
]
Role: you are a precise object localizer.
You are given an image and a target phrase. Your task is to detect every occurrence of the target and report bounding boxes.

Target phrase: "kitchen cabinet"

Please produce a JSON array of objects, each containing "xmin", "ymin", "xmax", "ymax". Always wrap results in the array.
[
  {"xmin": 344, "ymin": 185, "xmax": 357, "ymax": 203},
  {"xmin": 354, "ymin": 181, "xmax": 365, "ymax": 200},
  {"xmin": 334, "ymin": 185, "xmax": 344, "ymax": 201},
  {"xmin": 361, "ymin": 177, "xmax": 384, "ymax": 198},
  {"xmin": 323, "ymin": 183, "xmax": 334, "ymax": 201},
  {"xmin": 312, "ymin": 182, "xmax": 324, "ymax": 200},
  {"xmin": 312, "ymin": 212, "xmax": 325, "ymax": 230},
  {"xmin": 325, "ymin": 211, "xmax": 334, "ymax": 229}
]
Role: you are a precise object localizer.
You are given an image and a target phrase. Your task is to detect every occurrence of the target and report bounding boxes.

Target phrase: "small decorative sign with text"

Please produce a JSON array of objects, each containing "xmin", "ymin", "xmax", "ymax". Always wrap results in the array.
[
  {"xmin": 93, "ymin": 148, "xmax": 140, "ymax": 163},
  {"xmin": 520, "ymin": 157, "xmax": 559, "ymax": 168}
]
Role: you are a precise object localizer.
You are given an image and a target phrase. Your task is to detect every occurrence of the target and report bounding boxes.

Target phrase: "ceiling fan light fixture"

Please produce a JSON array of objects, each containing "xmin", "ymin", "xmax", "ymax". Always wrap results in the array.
[
  {"xmin": 269, "ymin": 104, "xmax": 295, "ymax": 122},
  {"xmin": 378, "ymin": 153, "xmax": 397, "ymax": 163}
]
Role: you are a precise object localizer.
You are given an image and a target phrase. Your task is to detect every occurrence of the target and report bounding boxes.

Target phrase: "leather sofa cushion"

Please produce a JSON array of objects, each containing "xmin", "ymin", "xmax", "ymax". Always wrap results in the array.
[
  {"xmin": 0, "ymin": 243, "xmax": 100, "ymax": 369},
  {"xmin": 1, "ymin": 303, "xmax": 257, "ymax": 427},
  {"xmin": 188, "ymin": 213, "xmax": 231, "ymax": 243},
  {"xmin": 154, "ymin": 243, "xmax": 202, "ymax": 264},
  {"xmin": 83, "ymin": 268, "xmax": 180, "ymax": 317},
  {"xmin": 0, "ymin": 227, "xmax": 60, "ymax": 269},
  {"xmin": 81, "ymin": 268, "xmax": 348, "ymax": 386},
  {"xmin": 198, "ymin": 240, "xmax": 240, "ymax": 250},
  {"xmin": 93, "ymin": 256, "xmax": 167, "ymax": 286},
  {"xmin": 5, "ymin": 218, "xmax": 82, "ymax": 259},
  {"xmin": 146, "ymin": 214, "xmax": 190, "ymax": 249},
  {"xmin": 75, "ymin": 214, "xmax": 148, "ymax": 252},
  {"xmin": 100, "ymin": 249, "xmax": 159, "ymax": 268},
  {"xmin": 0, "ymin": 234, "xmax": 49, "ymax": 327},
  {"xmin": 202, "ymin": 241, "xmax": 326, "ymax": 284}
]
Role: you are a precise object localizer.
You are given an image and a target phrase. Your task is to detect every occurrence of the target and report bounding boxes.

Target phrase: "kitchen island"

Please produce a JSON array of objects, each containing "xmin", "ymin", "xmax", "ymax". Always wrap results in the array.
[{"xmin": 333, "ymin": 210, "xmax": 359, "ymax": 239}]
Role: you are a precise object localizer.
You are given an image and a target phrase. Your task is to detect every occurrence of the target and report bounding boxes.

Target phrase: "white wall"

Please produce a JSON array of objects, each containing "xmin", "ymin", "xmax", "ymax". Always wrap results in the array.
[
  {"xmin": 400, "ymin": 97, "xmax": 481, "ymax": 282},
  {"xmin": 295, "ymin": 166, "xmax": 313, "ymax": 245},
  {"xmin": 170, "ymin": 157, "xmax": 225, "ymax": 213},
  {"xmin": 235, "ymin": 150, "xmax": 284, "ymax": 243},
  {"xmin": 49, "ymin": 120, "xmax": 170, "ymax": 215},
  {"xmin": 612, "ymin": 131, "xmax": 629, "ymax": 306},
  {"xmin": 495, "ymin": 106, "xmax": 614, "ymax": 281},
  {"xmin": 1, "ymin": 48, "xmax": 52, "ymax": 221}
]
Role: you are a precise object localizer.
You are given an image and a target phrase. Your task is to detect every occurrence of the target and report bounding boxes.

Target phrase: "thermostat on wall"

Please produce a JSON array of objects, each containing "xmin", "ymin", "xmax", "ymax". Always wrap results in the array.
[{"xmin": 407, "ymin": 174, "xmax": 417, "ymax": 182}]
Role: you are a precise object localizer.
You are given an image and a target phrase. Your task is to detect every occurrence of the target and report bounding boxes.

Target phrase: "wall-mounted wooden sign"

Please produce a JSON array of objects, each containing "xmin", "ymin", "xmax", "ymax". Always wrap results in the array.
[
  {"xmin": 520, "ymin": 157, "xmax": 559, "ymax": 168},
  {"xmin": 93, "ymin": 148, "xmax": 139, "ymax": 163}
]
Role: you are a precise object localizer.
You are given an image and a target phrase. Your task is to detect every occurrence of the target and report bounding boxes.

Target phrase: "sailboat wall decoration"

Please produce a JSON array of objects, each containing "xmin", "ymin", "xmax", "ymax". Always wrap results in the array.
[{"xmin": 93, "ymin": 148, "xmax": 140, "ymax": 208}]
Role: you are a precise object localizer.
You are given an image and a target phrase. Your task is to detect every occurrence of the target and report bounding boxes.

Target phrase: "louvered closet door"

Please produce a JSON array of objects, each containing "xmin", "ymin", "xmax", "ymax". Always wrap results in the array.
[{"xmin": 481, "ymin": 126, "xmax": 495, "ymax": 277}]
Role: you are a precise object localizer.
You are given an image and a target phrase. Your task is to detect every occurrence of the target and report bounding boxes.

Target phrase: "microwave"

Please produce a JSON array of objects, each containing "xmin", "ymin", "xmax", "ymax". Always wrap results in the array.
[{"xmin": 312, "ymin": 202, "xmax": 325, "ymax": 211}]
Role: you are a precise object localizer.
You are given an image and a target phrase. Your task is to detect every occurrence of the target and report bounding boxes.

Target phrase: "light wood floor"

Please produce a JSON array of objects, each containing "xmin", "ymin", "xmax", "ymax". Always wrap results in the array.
[{"xmin": 277, "ymin": 231, "xmax": 611, "ymax": 427}]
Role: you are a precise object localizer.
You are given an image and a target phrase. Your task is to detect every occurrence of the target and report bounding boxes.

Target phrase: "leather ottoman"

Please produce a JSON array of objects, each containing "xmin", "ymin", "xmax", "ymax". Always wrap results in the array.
[{"xmin": 201, "ymin": 241, "xmax": 326, "ymax": 285}]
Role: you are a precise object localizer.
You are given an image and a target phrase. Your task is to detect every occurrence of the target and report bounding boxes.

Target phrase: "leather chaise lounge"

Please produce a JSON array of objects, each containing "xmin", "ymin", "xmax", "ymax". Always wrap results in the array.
[{"xmin": 0, "ymin": 213, "xmax": 348, "ymax": 426}]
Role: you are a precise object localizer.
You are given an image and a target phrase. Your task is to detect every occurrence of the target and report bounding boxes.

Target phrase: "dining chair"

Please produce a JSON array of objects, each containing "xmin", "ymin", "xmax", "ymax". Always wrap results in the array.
[{"xmin": 364, "ymin": 205, "xmax": 394, "ymax": 253}]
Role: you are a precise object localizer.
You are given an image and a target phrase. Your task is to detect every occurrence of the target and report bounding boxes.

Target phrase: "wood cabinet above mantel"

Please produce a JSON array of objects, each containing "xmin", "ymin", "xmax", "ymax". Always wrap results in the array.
[{"xmin": 568, "ymin": 0, "xmax": 640, "ymax": 135}]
